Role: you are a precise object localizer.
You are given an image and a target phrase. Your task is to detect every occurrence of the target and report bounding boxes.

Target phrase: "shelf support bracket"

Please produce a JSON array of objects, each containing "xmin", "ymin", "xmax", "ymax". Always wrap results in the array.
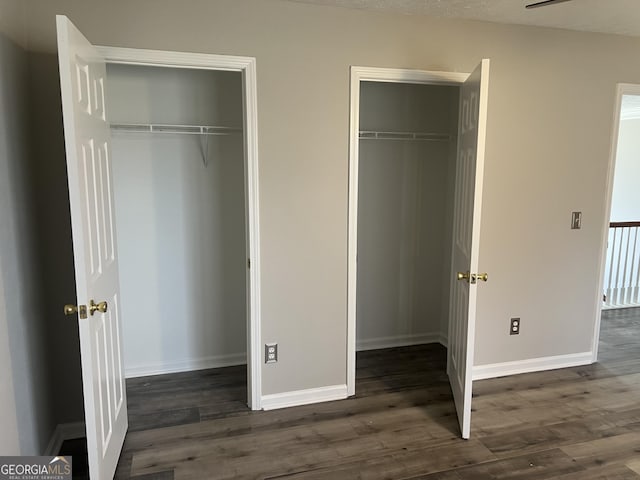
[{"xmin": 199, "ymin": 132, "xmax": 209, "ymax": 167}]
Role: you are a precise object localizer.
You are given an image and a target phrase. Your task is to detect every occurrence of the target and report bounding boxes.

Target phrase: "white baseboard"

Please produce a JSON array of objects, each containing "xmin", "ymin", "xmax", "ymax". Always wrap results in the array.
[
  {"xmin": 45, "ymin": 422, "xmax": 86, "ymax": 456},
  {"xmin": 261, "ymin": 384, "xmax": 348, "ymax": 411},
  {"xmin": 472, "ymin": 351, "xmax": 593, "ymax": 381},
  {"xmin": 125, "ymin": 352, "xmax": 246, "ymax": 378},
  {"xmin": 356, "ymin": 332, "xmax": 447, "ymax": 351}
]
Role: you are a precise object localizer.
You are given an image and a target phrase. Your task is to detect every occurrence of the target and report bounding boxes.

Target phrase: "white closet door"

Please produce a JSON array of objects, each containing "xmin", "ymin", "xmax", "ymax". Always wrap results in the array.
[
  {"xmin": 448, "ymin": 59, "xmax": 490, "ymax": 439},
  {"xmin": 57, "ymin": 15, "xmax": 128, "ymax": 479}
]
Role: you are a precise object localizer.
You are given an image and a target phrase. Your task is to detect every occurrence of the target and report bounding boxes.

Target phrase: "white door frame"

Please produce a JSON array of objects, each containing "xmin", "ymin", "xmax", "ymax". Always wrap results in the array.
[
  {"xmin": 347, "ymin": 66, "xmax": 469, "ymax": 396},
  {"xmin": 591, "ymin": 83, "xmax": 640, "ymax": 362},
  {"xmin": 96, "ymin": 46, "xmax": 263, "ymax": 409}
]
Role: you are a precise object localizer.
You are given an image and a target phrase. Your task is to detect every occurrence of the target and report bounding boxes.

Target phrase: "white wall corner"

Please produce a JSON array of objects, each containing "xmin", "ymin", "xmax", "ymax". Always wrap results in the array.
[
  {"xmin": 261, "ymin": 385, "xmax": 348, "ymax": 411},
  {"xmin": 472, "ymin": 351, "xmax": 594, "ymax": 381},
  {"xmin": 125, "ymin": 352, "xmax": 246, "ymax": 379},
  {"xmin": 356, "ymin": 333, "xmax": 445, "ymax": 352},
  {"xmin": 45, "ymin": 422, "xmax": 86, "ymax": 456}
]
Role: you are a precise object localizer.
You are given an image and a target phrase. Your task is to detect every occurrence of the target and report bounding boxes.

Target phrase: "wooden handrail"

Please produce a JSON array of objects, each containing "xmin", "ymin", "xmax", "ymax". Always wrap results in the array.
[{"xmin": 610, "ymin": 221, "xmax": 640, "ymax": 228}]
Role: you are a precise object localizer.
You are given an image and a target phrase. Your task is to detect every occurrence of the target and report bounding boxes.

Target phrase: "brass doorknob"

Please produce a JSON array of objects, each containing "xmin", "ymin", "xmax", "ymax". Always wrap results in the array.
[
  {"xmin": 89, "ymin": 300, "xmax": 108, "ymax": 315},
  {"xmin": 457, "ymin": 271, "xmax": 470, "ymax": 281},
  {"xmin": 64, "ymin": 303, "xmax": 88, "ymax": 319},
  {"xmin": 475, "ymin": 273, "xmax": 489, "ymax": 282},
  {"xmin": 457, "ymin": 272, "xmax": 488, "ymax": 284}
]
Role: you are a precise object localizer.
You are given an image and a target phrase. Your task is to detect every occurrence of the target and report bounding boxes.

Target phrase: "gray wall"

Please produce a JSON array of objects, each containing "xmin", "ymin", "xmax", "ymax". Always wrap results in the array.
[
  {"xmin": 357, "ymin": 82, "xmax": 458, "ymax": 347},
  {"xmin": 15, "ymin": 0, "xmax": 640, "ymax": 409},
  {"xmin": 107, "ymin": 65, "xmax": 247, "ymax": 377},
  {"xmin": 0, "ymin": 0, "xmax": 27, "ymax": 48},
  {"xmin": 0, "ymin": 33, "xmax": 55, "ymax": 455},
  {"xmin": 28, "ymin": 52, "xmax": 84, "ymax": 426},
  {"xmin": 0, "ymin": 257, "xmax": 19, "ymax": 455}
]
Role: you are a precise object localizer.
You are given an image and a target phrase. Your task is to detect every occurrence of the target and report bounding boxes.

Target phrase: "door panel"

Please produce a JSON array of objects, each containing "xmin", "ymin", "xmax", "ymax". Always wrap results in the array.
[
  {"xmin": 57, "ymin": 15, "xmax": 127, "ymax": 479},
  {"xmin": 448, "ymin": 59, "xmax": 490, "ymax": 439}
]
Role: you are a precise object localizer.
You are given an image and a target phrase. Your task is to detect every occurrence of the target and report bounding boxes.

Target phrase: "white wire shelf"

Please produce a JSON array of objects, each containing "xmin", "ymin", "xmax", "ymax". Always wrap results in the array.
[
  {"xmin": 109, "ymin": 123, "xmax": 242, "ymax": 167},
  {"xmin": 110, "ymin": 123, "xmax": 242, "ymax": 136},
  {"xmin": 359, "ymin": 131, "xmax": 455, "ymax": 142}
]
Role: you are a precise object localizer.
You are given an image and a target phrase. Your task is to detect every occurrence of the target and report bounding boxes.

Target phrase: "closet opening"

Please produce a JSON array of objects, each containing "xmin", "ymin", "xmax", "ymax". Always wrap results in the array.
[
  {"xmin": 348, "ymin": 69, "xmax": 466, "ymax": 408},
  {"xmin": 104, "ymin": 61, "xmax": 254, "ymax": 415}
]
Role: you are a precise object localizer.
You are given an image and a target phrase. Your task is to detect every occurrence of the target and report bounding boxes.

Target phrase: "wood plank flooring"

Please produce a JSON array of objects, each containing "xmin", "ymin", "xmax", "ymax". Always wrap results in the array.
[{"xmin": 104, "ymin": 308, "xmax": 640, "ymax": 479}]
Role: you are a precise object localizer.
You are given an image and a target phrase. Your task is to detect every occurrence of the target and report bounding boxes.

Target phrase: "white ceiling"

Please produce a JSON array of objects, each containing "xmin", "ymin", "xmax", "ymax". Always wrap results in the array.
[{"xmin": 288, "ymin": 0, "xmax": 640, "ymax": 37}]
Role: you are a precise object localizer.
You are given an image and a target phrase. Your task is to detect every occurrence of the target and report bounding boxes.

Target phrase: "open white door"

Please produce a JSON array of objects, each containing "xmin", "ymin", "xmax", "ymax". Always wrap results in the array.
[
  {"xmin": 448, "ymin": 59, "xmax": 490, "ymax": 439},
  {"xmin": 57, "ymin": 15, "xmax": 127, "ymax": 479}
]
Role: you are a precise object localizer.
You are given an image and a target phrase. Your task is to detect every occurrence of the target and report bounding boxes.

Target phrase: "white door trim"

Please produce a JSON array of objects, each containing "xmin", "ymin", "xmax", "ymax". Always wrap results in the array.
[
  {"xmin": 96, "ymin": 46, "xmax": 262, "ymax": 409},
  {"xmin": 347, "ymin": 66, "xmax": 469, "ymax": 396},
  {"xmin": 592, "ymin": 83, "xmax": 640, "ymax": 362}
]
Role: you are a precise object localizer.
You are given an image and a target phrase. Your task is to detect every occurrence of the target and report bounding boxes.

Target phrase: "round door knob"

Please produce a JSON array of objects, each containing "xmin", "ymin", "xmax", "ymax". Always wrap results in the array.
[
  {"xmin": 63, "ymin": 304, "xmax": 78, "ymax": 315},
  {"xmin": 457, "ymin": 272, "xmax": 470, "ymax": 281},
  {"xmin": 89, "ymin": 300, "xmax": 108, "ymax": 315}
]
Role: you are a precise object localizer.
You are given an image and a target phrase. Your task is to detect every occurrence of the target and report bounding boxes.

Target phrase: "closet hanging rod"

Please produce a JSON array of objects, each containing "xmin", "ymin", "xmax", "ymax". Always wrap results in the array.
[
  {"xmin": 359, "ymin": 131, "xmax": 455, "ymax": 142},
  {"xmin": 110, "ymin": 123, "xmax": 242, "ymax": 136}
]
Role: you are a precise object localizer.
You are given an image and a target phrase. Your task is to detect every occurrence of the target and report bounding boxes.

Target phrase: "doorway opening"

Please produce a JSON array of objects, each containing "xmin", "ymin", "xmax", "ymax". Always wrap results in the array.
[
  {"xmin": 354, "ymin": 79, "xmax": 459, "ymax": 392},
  {"xmin": 104, "ymin": 62, "xmax": 253, "ymax": 421},
  {"xmin": 347, "ymin": 63, "xmax": 491, "ymax": 439},
  {"xmin": 96, "ymin": 47, "xmax": 263, "ymax": 410},
  {"xmin": 594, "ymin": 84, "xmax": 640, "ymax": 361},
  {"xmin": 107, "ymin": 64, "xmax": 244, "ymax": 374}
]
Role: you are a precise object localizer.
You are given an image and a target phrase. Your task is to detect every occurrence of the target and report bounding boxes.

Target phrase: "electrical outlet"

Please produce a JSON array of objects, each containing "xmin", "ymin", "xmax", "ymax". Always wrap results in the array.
[
  {"xmin": 265, "ymin": 343, "xmax": 278, "ymax": 364},
  {"xmin": 510, "ymin": 318, "xmax": 521, "ymax": 335}
]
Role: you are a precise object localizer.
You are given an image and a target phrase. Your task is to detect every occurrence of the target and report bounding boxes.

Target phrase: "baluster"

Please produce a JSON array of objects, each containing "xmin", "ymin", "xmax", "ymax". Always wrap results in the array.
[
  {"xmin": 630, "ymin": 227, "xmax": 640, "ymax": 305},
  {"xmin": 622, "ymin": 227, "xmax": 631, "ymax": 304},
  {"xmin": 614, "ymin": 227, "xmax": 623, "ymax": 305},
  {"xmin": 606, "ymin": 227, "xmax": 617, "ymax": 306},
  {"xmin": 628, "ymin": 227, "xmax": 637, "ymax": 304}
]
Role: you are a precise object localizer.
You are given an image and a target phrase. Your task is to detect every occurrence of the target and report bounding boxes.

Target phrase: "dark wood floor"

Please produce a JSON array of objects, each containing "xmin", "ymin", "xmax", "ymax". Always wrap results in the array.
[{"xmin": 71, "ymin": 308, "xmax": 640, "ymax": 479}]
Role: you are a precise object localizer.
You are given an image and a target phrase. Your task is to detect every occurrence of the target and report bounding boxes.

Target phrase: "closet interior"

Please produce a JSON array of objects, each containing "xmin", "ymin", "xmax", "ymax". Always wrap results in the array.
[
  {"xmin": 356, "ymin": 81, "xmax": 460, "ymax": 355},
  {"xmin": 105, "ymin": 64, "xmax": 248, "ymax": 381}
]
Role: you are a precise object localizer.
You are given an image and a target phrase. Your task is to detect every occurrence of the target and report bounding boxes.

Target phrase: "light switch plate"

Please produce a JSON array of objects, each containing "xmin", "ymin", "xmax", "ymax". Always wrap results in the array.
[{"xmin": 571, "ymin": 211, "xmax": 582, "ymax": 230}]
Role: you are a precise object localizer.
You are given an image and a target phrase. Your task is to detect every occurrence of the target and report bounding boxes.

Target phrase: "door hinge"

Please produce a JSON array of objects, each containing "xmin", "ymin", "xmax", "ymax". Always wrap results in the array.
[{"xmin": 247, "ymin": 258, "xmax": 251, "ymax": 269}]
